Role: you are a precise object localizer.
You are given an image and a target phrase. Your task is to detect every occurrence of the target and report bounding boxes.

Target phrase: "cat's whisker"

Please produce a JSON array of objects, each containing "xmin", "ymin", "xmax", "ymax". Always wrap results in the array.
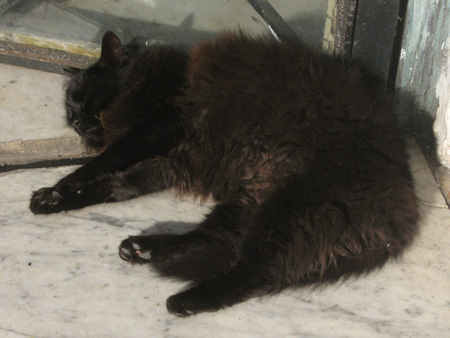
[{"xmin": 85, "ymin": 126, "xmax": 101, "ymax": 133}]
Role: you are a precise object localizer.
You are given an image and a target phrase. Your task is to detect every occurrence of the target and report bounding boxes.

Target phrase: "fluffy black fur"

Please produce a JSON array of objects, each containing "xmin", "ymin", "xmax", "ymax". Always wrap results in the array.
[{"xmin": 30, "ymin": 31, "xmax": 419, "ymax": 316}]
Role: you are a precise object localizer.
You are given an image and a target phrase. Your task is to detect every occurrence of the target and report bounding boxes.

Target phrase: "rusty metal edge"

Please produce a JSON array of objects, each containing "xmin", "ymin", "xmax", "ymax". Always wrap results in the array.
[{"xmin": 0, "ymin": 39, "xmax": 96, "ymax": 74}]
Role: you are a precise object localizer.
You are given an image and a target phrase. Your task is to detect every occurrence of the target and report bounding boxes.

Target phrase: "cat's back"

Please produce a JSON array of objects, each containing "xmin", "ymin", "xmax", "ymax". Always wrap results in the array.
[
  {"xmin": 182, "ymin": 32, "xmax": 393, "ymax": 130},
  {"xmin": 179, "ymin": 32, "xmax": 409, "ymax": 198}
]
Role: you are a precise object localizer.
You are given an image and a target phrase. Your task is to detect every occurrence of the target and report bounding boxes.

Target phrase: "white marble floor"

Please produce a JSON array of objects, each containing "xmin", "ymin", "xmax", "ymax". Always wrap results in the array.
[
  {"xmin": 0, "ymin": 141, "xmax": 449, "ymax": 338},
  {"xmin": 0, "ymin": 64, "xmax": 73, "ymax": 143}
]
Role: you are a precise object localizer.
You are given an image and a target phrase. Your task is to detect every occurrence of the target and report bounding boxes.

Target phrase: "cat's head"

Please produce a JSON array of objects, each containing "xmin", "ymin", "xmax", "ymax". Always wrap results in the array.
[{"xmin": 64, "ymin": 31, "xmax": 125, "ymax": 151}]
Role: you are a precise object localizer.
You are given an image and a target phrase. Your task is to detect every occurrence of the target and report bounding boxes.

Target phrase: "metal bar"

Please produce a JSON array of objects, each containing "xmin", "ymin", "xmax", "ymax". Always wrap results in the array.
[
  {"xmin": 246, "ymin": 0, "xmax": 302, "ymax": 44},
  {"xmin": 333, "ymin": 0, "xmax": 359, "ymax": 59}
]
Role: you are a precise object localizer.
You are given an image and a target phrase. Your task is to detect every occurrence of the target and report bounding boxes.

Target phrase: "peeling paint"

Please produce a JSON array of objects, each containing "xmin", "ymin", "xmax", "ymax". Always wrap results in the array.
[
  {"xmin": 400, "ymin": 48, "xmax": 407, "ymax": 60},
  {"xmin": 396, "ymin": 0, "xmax": 449, "ymax": 123},
  {"xmin": 433, "ymin": 35, "xmax": 450, "ymax": 167}
]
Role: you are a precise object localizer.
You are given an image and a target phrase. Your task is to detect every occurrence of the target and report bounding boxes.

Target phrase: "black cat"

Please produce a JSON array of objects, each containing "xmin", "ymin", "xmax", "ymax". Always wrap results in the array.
[{"xmin": 30, "ymin": 31, "xmax": 419, "ymax": 316}]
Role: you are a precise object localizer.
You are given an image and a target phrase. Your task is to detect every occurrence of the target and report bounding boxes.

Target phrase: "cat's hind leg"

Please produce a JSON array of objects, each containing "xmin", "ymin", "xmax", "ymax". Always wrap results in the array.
[
  {"xmin": 163, "ymin": 174, "xmax": 418, "ymax": 316},
  {"xmin": 240, "ymin": 175, "xmax": 419, "ymax": 289},
  {"xmin": 166, "ymin": 264, "xmax": 269, "ymax": 316},
  {"xmin": 119, "ymin": 200, "xmax": 250, "ymax": 282}
]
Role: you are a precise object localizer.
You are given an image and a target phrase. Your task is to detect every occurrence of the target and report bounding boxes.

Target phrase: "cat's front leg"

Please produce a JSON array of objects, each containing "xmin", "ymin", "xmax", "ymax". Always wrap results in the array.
[
  {"xmin": 29, "ymin": 174, "xmax": 113, "ymax": 214},
  {"xmin": 30, "ymin": 156, "xmax": 178, "ymax": 214},
  {"xmin": 29, "ymin": 187, "xmax": 66, "ymax": 214},
  {"xmin": 30, "ymin": 121, "xmax": 181, "ymax": 214}
]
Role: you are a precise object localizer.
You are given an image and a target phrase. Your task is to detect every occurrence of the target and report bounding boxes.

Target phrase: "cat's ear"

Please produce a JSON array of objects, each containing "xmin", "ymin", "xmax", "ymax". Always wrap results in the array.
[
  {"xmin": 63, "ymin": 67, "xmax": 82, "ymax": 76},
  {"xmin": 99, "ymin": 31, "xmax": 122, "ymax": 68}
]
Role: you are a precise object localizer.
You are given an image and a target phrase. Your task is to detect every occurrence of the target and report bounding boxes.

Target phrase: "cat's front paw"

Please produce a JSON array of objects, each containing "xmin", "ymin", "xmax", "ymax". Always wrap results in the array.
[
  {"xmin": 30, "ymin": 187, "xmax": 66, "ymax": 214},
  {"xmin": 118, "ymin": 237, "xmax": 152, "ymax": 264}
]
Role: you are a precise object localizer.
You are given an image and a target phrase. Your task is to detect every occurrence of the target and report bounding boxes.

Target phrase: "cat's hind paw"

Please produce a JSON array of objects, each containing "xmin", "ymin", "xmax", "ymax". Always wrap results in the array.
[
  {"xmin": 166, "ymin": 292, "xmax": 199, "ymax": 317},
  {"xmin": 30, "ymin": 187, "xmax": 65, "ymax": 214},
  {"xmin": 166, "ymin": 289, "xmax": 222, "ymax": 317},
  {"xmin": 118, "ymin": 237, "xmax": 152, "ymax": 264}
]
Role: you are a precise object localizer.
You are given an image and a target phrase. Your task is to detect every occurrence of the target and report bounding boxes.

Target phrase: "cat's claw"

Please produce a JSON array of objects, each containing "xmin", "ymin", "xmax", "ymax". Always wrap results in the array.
[
  {"xmin": 131, "ymin": 242, "xmax": 152, "ymax": 259},
  {"xmin": 30, "ymin": 187, "xmax": 65, "ymax": 214},
  {"xmin": 119, "ymin": 237, "xmax": 152, "ymax": 264}
]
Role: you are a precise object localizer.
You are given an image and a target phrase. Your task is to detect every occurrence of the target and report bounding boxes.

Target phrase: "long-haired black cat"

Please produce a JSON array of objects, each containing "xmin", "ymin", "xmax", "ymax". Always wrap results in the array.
[{"xmin": 30, "ymin": 30, "xmax": 419, "ymax": 316}]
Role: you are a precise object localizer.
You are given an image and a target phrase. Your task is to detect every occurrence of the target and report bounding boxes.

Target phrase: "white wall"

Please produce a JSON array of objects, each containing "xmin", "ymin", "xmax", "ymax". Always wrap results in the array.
[
  {"xmin": 396, "ymin": 0, "xmax": 450, "ymax": 169},
  {"xmin": 434, "ymin": 44, "xmax": 450, "ymax": 168}
]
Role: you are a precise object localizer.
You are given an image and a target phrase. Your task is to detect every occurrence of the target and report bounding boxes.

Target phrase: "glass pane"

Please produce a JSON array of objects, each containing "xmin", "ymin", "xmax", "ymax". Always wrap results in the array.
[{"xmin": 0, "ymin": 0, "xmax": 331, "ymax": 59}]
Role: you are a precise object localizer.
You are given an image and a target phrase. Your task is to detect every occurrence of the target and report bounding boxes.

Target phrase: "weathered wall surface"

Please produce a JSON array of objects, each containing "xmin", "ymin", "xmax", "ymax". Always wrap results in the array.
[
  {"xmin": 434, "ymin": 39, "xmax": 450, "ymax": 168},
  {"xmin": 396, "ymin": 0, "xmax": 450, "ymax": 167}
]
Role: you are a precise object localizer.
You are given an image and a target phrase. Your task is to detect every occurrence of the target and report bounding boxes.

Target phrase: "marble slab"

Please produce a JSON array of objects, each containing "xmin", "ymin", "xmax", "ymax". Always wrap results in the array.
[
  {"xmin": 0, "ymin": 143, "xmax": 449, "ymax": 338},
  {"xmin": 0, "ymin": 64, "xmax": 87, "ymax": 166},
  {"xmin": 0, "ymin": 63, "xmax": 74, "ymax": 143}
]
